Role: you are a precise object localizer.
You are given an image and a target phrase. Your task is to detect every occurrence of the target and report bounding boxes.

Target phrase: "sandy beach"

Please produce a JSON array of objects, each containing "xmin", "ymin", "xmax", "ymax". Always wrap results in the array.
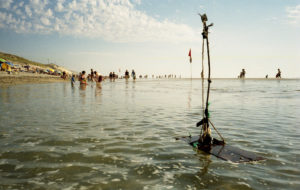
[{"xmin": 0, "ymin": 72, "xmax": 68, "ymax": 87}]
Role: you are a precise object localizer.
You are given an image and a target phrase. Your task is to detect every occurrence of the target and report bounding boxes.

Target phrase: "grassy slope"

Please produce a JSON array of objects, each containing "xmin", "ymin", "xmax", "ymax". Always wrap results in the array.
[{"xmin": 0, "ymin": 51, "xmax": 50, "ymax": 68}]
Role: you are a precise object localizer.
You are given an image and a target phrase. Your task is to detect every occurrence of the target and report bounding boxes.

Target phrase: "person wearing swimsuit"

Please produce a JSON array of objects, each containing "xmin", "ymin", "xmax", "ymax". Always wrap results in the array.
[{"xmin": 80, "ymin": 71, "xmax": 87, "ymax": 85}]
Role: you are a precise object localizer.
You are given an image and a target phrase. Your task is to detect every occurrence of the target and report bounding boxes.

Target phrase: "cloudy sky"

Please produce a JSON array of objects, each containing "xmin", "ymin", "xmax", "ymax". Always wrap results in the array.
[{"xmin": 0, "ymin": 0, "xmax": 299, "ymax": 78}]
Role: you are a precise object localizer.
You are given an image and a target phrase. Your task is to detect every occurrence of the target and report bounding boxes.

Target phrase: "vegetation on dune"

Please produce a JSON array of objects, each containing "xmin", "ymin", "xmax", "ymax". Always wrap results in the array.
[
  {"xmin": 0, "ymin": 51, "xmax": 75, "ymax": 74},
  {"xmin": 0, "ymin": 51, "xmax": 50, "ymax": 68}
]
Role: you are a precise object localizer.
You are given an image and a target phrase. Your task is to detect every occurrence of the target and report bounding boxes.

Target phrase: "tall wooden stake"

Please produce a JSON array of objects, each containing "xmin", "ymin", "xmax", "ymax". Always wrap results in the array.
[{"xmin": 198, "ymin": 14, "xmax": 224, "ymax": 142}]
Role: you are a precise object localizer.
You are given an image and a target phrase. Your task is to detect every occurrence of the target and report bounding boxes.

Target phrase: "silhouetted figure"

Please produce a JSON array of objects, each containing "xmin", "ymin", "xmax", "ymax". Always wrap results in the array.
[
  {"xmin": 276, "ymin": 69, "xmax": 281, "ymax": 78},
  {"xmin": 112, "ymin": 72, "xmax": 116, "ymax": 81},
  {"xmin": 239, "ymin": 69, "xmax": 246, "ymax": 78},
  {"xmin": 91, "ymin": 69, "xmax": 94, "ymax": 81},
  {"xmin": 71, "ymin": 74, "xmax": 75, "ymax": 86},
  {"xmin": 265, "ymin": 74, "xmax": 268, "ymax": 79},
  {"xmin": 62, "ymin": 71, "xmax": 67, "ymax": 80},
  {"xmin": 125, "ymin": 70, "xmax": 129, "ymax": 79},
  {"xmin": 131, "ymin": 70, "xmax": 136, "ymax": 80}
]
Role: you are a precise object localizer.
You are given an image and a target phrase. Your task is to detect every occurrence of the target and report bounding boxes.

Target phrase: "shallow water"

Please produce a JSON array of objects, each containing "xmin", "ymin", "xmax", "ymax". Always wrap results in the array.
[{"xmin": 0, "ymin": 79, "xmax": 299, "ymax": 190}]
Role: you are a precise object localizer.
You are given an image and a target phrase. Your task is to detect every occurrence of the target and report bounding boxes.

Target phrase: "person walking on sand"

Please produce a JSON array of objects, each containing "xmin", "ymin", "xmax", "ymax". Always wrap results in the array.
[
  {"xmin": 276, "ymin": 69, "xmax": 281, "ymax": 78},
  {"xmin": 7, "ymin": 65, "xmax": 12, "ymax": 74}
]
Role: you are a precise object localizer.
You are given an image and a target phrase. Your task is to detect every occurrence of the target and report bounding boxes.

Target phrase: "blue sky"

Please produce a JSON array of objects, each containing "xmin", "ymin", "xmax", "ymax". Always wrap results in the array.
[{"xmin": 0, "ymin": 0, "xmax": 299, "ymax": 78}]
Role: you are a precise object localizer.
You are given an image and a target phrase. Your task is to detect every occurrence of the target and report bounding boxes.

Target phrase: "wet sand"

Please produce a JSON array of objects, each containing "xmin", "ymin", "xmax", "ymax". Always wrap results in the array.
[{"xmin": 0, "ymin": 72, "xmax": 68, "ymax": 87}]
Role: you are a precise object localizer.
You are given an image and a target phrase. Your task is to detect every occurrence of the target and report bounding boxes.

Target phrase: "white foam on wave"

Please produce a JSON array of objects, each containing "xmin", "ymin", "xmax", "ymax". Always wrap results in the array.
[
  {"xmin": 15, "ymin": 164, "xmax": 24, "ymax": 170},
  {"xmin": 163, "ymin": 172, "xmax": 174, "ymax": 183},
  {"xmin": 47, "ymin": 169, "xmax": 59, "ymax": 174},
  {"xmin": 186, "ymin": 184, "xmax": 197, "ymax": 190},
  {"xmin": 0, "ymin": 159, "xmax": 8, "ymax": 164},
  {"xmin": 165, "ymin": 185, "xmax": 173, "ymax": 189},
  {"xmin": 22, "ymin": 142, "xmax": 38, "ymax": 147},
  {"xmin": 47, "ymin": 181, "xmax": 56, "ymax": 186},
  {"xmin": 62, "ymin": 183, "xmax": 78, "ymax": 190},
  {"xmin": 28, "ymin": 179, "xmax": 45, "ymax": 186},
  {"xmin": 237, "ymin": 181, "xmax": 251, "ymax": 188}
]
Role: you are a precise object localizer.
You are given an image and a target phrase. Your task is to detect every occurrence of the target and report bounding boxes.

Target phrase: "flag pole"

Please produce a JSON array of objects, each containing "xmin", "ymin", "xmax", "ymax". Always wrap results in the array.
[
  {"xmin": 190, "ymin": 63, "xmax": 192, "ymax": 80},
  {"xmin": 188, "ymin": 48, "xmax": 192, "ymax": 80}
]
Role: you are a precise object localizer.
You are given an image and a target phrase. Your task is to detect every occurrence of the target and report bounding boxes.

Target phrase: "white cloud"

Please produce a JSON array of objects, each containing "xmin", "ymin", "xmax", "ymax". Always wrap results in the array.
[
  {"xmin": 45, "ymin": 9, "xmax": 53, "ymax": 17},
  {"xmin": 0, "ymin": 0, "xmax": 200, "ymax": 43},
  {"xmin": 56, "ymin": 0, "xmax": 64, "ymax": 12},
  {"xmin": 30, "ymin": 0, "xmax": 39, "ymax": 4},
  {"xmin": 25, "ymin": 5, "xmax": 32, "ymax": 17},
  {"xmin": 68, "ymin": 51, "xmax": 114, "ymax": 56},
  {"xmin": 286, "ymin": 4, "xmax": 300, "ymax": 25},
  {"xmin": 41, "ymin": 17, "xmax": 51, "ymax": 25},
  {"xmin": 0, "ymin": 0, "xmax": 13, "ymax": 9},
  {"xmin": 19, "ymin": 1, "xmax": 24, "ymax": 7}
]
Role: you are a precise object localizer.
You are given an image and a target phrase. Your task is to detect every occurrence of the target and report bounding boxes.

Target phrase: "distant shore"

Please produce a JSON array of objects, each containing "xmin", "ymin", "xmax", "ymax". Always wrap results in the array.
[
  {"xmin": 1, "ymin": 72, "xmax": 299, "ymax": 87},
  {"xmin": 0, "ymin": 72, "xmax": 67, "ymax": 87}
]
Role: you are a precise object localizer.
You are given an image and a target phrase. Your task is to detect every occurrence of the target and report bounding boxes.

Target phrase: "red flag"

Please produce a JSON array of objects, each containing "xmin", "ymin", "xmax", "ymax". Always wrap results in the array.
[{"xmin": 188, "ymin": 48, "xmax": 192, "ymax": 63}]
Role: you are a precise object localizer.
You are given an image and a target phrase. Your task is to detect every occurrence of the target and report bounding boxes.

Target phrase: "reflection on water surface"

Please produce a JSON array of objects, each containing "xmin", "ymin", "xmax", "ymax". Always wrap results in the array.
[{"xmin": 0, "ymin": 79, "xmax": 300, "ymax": 189}]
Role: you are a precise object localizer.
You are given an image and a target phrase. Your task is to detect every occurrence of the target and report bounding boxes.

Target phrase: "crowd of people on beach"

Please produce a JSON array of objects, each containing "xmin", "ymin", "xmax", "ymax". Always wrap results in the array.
[
  {"xmin": 75, "ymin": 69, "xmax": 138, "ymax": 88},
  {"xmin": 74, "ymin": 68, "xmax": 186, "ymax": 88},
  {"xmin": 2, "ymin": 53, "xmax": 285, "ymax": 85},
  {"xmin": 0, "ymin": 57, "xmax": 71, "ymax": 78},
  {"xmin": 238, "ymin": 68, "xmax": 282, "ymax": 79}
]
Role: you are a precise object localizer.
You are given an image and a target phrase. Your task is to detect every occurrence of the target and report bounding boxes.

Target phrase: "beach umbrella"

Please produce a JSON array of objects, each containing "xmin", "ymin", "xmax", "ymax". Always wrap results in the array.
[
  {"xmin": 6, "ymin": 62, "xmax": 14, "ymax": 67},
  {"xmin": 0, "ymin": 58, "xmax": 6, "ymax": 63}
]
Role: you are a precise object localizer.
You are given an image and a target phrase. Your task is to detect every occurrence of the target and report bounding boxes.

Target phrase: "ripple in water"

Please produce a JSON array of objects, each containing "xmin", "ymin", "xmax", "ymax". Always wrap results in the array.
[{"xmin": 0, "ymin": 79, "xmax": 300, "ymax": 189}]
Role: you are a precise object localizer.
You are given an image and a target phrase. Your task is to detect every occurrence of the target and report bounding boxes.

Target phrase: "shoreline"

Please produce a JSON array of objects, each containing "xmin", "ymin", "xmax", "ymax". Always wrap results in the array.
[
  {"xmin": 1, "ymin": 73, "xmax": 299, "ymax": 87},
  {"xmin": 0, "ymin": 72, "xmax": 68, "ymax": 87}
]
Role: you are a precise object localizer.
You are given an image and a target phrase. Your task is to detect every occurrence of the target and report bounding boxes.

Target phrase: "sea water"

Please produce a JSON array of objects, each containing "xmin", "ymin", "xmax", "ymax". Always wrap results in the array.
[{"xmin": 0, "ymin": 79, "xmax": 299, "ymax": 190}]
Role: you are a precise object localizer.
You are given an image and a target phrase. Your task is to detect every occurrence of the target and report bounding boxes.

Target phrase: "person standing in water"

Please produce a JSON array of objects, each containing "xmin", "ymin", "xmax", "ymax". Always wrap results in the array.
[
  {"xmin": 131, "ymin": 70, "xmax": 136, "ymax": 80},
  {"xmin": 90, "ymin": 69, "xmax": 94, "ymax": 81},
  {"xmin": 125, "ymin": 70, "xmax": 129, "ymax": 79},
  {"xmin": 239, "ymin": 69, "xmax": 246, "ymax": 78},
  {"xmin": 276, "ymin": 69, "xmax": 281, "ymax": 78},
  {"xmin": 96, "ymin": 75, "xmax": 103, "ymax": 89},
  {"xmin": 80, "ymin": 71, "xmax": 87, "ymax": 85},
  {"xmin": 71, "ymin": 74, "xmax": 75, "ymax": 86},
  {"xmin": 112, "ymin": 72, "xmax": 116, "ymax": 81},
  {"xmin": 93, "ymin": 71, "xmax": 98, "ymax": 81}
]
